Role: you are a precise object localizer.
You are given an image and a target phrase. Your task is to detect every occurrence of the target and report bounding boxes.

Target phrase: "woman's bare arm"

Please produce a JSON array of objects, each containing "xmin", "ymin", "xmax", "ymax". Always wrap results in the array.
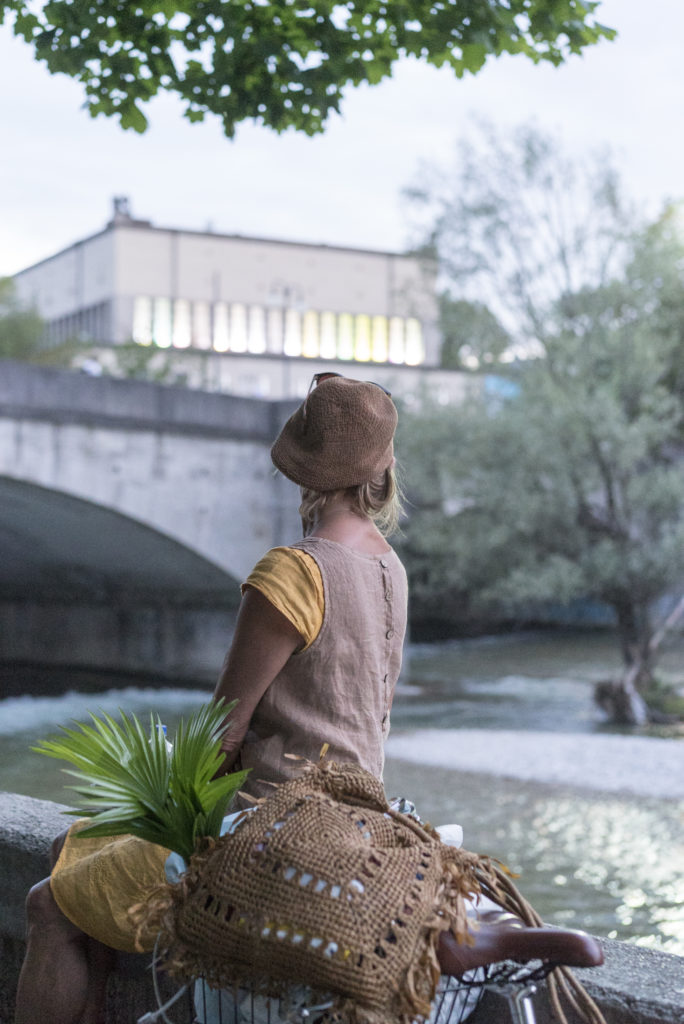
[{"xmin": 213, "ymin": 586, "xmax": 303, "ymax": 773}]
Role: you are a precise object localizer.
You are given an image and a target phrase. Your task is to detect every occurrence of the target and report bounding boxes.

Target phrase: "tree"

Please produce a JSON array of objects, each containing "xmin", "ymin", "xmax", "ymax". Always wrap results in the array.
[
  {"xmin": 0, "ymin": 2, "xmax": 614, "ymax": 136},
  {"xmin": 406, "ymin": 125, "xmax": 634, "ymax": 357},
  {"xmin": 439, "ymin": 296, "xmax": 511, "ymax": 369},
  {"xmin": 0, "ymin": 277, "xmax": 89, "ymax": 367},
  {"xmin": 0, "ymin": 276, "xmax": 44, "ymax": 359},
  {"xmin": 400, "ymin": 255, "xmax": 684, "ymax": 724},
  {"xmin": 399, "ymin": 130, "xmax": 684, "ymax": 724}
]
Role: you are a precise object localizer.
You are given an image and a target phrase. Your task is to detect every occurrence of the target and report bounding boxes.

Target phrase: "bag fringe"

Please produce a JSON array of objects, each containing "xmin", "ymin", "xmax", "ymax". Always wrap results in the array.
[{"xmin": 134, "ymin": 772, "xmax": 607, "ymax": 1024}]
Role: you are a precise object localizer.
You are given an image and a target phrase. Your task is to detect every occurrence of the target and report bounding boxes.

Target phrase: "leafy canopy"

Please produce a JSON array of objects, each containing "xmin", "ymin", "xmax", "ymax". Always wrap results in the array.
[
  {"xmin": 398, "ymin": 210, "xmax": 684, "ymax": 666},
  {"xmin": 0, "ymin": 277, "xmax": 44, "ymax": 360},
  {"xmin": 0, "ymin": 276, "xmax": 91, "ymax": 367},
  {"xmin": 34, "ymin": 699, "xmax": 248, "ymax": 862},
  {"xmin": 406, "ymin": 124, "xmax": 633, "ymax": 363},
  {"xmin": 0, "ymin": 2, "xmax": 615, "ymax": 135}
]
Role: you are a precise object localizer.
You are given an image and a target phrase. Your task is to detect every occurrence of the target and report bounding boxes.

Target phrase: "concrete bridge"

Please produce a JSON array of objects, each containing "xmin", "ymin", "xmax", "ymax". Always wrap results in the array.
[{"xmin": 0, "ymin": 360, "xmax": 299, "ymax": 690}]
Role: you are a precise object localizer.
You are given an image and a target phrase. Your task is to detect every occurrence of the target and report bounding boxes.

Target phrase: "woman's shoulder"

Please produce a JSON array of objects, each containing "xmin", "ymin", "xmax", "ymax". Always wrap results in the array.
[
  {"xmin": 243, "ymin": 546, "xmax": 324, "ymax": 651},
  {"xmin": 292, "ymin": 536, "xmax": 405, "ymax": 571},
  {"xmin": 246, "ymin": 545, "xmax": 319, "ymax": 584}
]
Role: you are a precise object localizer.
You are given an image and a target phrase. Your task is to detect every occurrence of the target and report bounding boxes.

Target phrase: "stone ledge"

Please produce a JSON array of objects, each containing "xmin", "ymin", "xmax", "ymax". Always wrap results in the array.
[
  {"xmin": 0, "ymin": 360, "xmax": 296, "ymax": 442},
  {"xmin": 1, "ymin": 792, "xmax": 681, "ymax": 1024}
]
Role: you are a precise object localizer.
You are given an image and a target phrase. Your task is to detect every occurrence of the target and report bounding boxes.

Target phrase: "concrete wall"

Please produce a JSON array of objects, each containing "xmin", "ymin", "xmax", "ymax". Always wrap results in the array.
[
  {"xmin": 1, "ymin": 792, "xmax": 681, "ymax": 1024},
  {"xmin": 0, "ymin": 602, "xmax": 235, "ymax": 692},
  {"xmin": 13, "ymin": 231, "xmax": 115, "ymax": 322}
]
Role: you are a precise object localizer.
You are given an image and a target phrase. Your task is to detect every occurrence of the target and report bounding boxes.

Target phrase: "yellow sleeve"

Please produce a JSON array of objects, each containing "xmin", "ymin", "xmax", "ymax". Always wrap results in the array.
[{"xmin": 242, "ymin": 547, "xmax": 324, "ymax": 651}]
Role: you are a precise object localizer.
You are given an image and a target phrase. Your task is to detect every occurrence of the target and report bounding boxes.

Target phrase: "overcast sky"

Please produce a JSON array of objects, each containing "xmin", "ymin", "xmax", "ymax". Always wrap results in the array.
[{"xmin": 1, "ymin": 0, "xmax": 682, "ymax": 278}]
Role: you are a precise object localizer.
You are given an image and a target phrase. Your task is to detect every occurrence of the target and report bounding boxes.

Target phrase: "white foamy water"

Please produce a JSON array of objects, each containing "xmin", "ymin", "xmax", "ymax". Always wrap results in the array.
[
  {"xmin": 0, "ymin": 687, "xmax": 207, "ymax": 736},
  {"xmin": 385, "ymin": 729, "xmax": 684, "ymax": 800}
]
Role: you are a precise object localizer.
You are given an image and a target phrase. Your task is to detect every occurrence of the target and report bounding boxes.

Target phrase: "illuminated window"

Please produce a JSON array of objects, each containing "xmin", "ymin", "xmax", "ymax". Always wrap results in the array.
[
  {"xmin": 337, "ymin": 313, "xmax": 354, "ymax": 360},
  {"xmin": 132, "ymin": 297, "xmax": 152, "ymax": 345},
  {"xmin": 405, "ymin": 318, "xmax": 424, "ymax": 365},
  {"xmin": 354, "ymin": 314, "xmax": 372, "ymax": 362},
  {"xmin": 194, "ymin": 302, "xmax": 211, "ymax": 349},
  {"xmin": 153, "ymin": 298, "xmax": 172, "ymax": 348},
  {"xmin": 388, "ymin": 316, "xmax": 405, "ymax": 364},
  {"xmin": 267, "ymin": 308, "xmax": 284, "ymax": 353},
  {"xmin": 319, "ymin": 312, "xmax": 337, "ymax": 359},
  {"xmin": 302, "ymin": 311, "xmax": 319, "ymax": 358},
  {"xmin": 284, "ymin": 309, "xmax": 302, "ymax": 356},
  {"xmin": 248, "ymin": 305, "xmax": 266, "ymax": 353},
  {"xmin": 213, "ymin": 302, "xmax": 229, "ymax": 351},
  {"xmin": 371, "ymin": 316, "xmax": 388, "ymax": 363},
  {"xmin": 173, "ymin": 299, "xmax": 191, "ymax": 348},
  {"xmin": 230, "ymin": 303, "xmax": 248, "ymax": 352}
]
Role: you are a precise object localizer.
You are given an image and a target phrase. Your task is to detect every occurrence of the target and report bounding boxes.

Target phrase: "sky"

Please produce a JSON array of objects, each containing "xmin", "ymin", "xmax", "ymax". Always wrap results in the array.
[{"xmin": 1, "ymin": 0, "xmax": 683, "ymax": 278}]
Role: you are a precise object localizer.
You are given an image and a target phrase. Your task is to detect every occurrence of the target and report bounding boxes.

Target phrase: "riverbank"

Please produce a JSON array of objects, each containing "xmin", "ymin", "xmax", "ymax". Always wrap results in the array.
[{"xmin": 385, "ymin": 728, "xmax": 684, "ymax": 799}]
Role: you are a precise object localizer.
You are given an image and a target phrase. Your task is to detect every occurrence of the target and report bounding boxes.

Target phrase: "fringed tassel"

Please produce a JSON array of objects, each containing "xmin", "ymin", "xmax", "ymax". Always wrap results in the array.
[{"xmin": 475, "ymin": 861, "xmax": 607, "ymax": 1024}]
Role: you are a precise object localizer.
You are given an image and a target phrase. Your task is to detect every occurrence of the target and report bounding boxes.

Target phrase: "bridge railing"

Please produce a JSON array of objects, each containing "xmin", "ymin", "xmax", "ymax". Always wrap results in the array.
[{"xmin": 0, "ymin": 358, "xmax": 297, "ymax": 441}]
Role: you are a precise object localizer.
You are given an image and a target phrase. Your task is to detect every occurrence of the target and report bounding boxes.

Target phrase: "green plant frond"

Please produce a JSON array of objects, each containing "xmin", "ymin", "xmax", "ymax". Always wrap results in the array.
[
  {"xmin": 48, "ymin": 744, "xmax": 170, "ymax": 810},
  {"xmin": 34, "ymin": 698, "xmax": 247, "ymax": 861}
]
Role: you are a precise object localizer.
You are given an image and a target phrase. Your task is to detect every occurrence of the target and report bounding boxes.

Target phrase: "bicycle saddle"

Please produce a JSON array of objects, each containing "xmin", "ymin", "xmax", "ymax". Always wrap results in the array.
[{"xmin": 437, "ymin": 910, "xmax": 604, "ymax": 977}]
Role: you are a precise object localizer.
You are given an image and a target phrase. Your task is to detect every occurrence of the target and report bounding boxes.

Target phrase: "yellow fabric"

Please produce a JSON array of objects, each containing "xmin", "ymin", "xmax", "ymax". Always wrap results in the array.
[
  {"xmin": 49, "ymin": 547, "xmax": 323, "ymax": 952},
  {"xmin": 242, "ymin": 546, "xmax": 324, "ymax": 651},
  {"xmin": 50, "ymin": 820, "xmax": 169, "ymax": 952}
]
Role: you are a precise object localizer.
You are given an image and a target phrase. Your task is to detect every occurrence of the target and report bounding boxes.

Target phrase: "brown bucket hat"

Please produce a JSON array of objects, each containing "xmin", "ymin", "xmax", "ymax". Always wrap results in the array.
[{"xmin": 271, "ymin": 374, "xmax": 398, "ymax": 491}]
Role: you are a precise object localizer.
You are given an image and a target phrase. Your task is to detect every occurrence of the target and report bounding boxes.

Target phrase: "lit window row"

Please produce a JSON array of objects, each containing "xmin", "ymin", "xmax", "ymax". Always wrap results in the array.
[{"xmin": 131, "ymin": 297, "xmax": 424, "ymax": 365}]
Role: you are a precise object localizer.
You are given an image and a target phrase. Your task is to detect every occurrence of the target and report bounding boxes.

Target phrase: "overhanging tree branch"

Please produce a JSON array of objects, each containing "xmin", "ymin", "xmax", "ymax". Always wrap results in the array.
[{"xmin": 0, "ymin": 1, "xmax": 615, "ymax": 135}]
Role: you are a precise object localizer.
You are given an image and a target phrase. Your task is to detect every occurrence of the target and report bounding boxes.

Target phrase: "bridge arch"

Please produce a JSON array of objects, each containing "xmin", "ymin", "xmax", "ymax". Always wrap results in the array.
[
  {"xmin": 0, "ymin": 477, "xmax": 247, "ymax": 693},
  {"xmin": 0, "ymin": 364, "xmax": 300, "ymax": 691},
  {"xmin": 0, "ymin": 476, "xmax": 241, "ymax": 605}
]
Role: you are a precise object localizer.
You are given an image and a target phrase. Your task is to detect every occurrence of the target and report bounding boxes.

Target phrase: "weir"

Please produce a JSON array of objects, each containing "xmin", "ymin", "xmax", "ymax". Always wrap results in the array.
[{"xmin": 1, "ymin": 792, "xmax": 681, "ymax": 1024}]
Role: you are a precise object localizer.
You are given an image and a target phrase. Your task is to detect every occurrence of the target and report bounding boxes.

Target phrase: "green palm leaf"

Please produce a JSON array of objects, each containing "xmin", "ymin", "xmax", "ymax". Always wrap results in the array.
[{"xmin": 33, "ymin": 699, "xmax": 249, "ymax": 862}]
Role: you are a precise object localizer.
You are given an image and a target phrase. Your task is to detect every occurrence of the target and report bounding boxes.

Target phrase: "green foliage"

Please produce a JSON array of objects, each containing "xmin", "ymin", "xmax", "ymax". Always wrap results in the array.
[
  {"xmin": 406, "ymin": 126, "xmax": 634, "ymax": 358},
  {"xmin": 0, "ymin": 276, "xmax": 90, "ymax": 367},
  {"xmin": 640, "ymin": 678, "xmax": 684, "ymax": 720},
  {"xmin": 106, "ymin": 341, "xmax": 190, "ymax": 385},
  {"xmin": 0, "ymin": 2, "xmax": 614, "ymax": 136},
  {"xmin": 398, "ymin": 209, "xmax": 684, "ymax": 666},
  {"xmin": 439, "ymin": 296, "xmax": 511, "ymax": 368},
  {"xmin": 400, "ymin": 127, "xmax": 684, "ymax": 661},
  {"xmin": 34, "ymin": 700, "xmax": 248, "ymax": 862},
  {"xmin": 0, "ymin": 276, "xmax": 44, "ymax": 359}
]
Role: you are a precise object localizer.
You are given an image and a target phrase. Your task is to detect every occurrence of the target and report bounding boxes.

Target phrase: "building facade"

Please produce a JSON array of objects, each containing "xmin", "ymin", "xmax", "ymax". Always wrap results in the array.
[{"xmin": 14, "ymin": 199, "xmax": 441, "ymax": 378}]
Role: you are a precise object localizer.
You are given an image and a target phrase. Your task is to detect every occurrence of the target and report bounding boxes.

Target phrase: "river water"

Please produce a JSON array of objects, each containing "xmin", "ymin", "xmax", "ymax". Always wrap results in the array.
[{"xmin": 1, "ymin": 630, "xmax": 683, "ymax": 955}]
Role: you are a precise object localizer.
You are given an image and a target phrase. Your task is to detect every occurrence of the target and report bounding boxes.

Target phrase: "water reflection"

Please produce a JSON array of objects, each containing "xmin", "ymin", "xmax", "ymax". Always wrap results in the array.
[
  {"xmin": 383, "ymin": 760, "xmax": 684, "ymax": 956},
  {"xmin": 1, "ymin": 630, "xmax": 683, "ymax": 955},
  {"xmin": 398, "ymin": 630, "xmax": 684, "ymax": 736}
]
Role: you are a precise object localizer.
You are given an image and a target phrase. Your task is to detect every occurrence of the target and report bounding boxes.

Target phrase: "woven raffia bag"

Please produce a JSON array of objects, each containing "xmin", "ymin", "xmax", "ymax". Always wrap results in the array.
[{"xmin": 141, "ymin": 760, "xmax": 605, "ymax": 1024}]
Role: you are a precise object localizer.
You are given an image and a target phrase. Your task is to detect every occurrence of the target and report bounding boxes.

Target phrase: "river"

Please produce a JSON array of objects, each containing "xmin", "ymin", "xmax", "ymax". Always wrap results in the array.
[{"xmin": 1, "ymin": 629, "xmax": 683, "ymax": 955}]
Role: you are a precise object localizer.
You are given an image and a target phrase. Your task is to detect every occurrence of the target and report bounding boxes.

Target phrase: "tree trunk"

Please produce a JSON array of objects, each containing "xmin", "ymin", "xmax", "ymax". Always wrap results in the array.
[
  {"xmin": 595, "ymin": 598, "xmax": 652, "ymax": 725},
  {"xmin": 596, "ymin": 593, "xmax": 684, "ymax": 726},
  {"xmin": 614, "ymin": 599, "xmax": 653, "ymax": 676},
  {"xmin": 594, "ymin": 669, "xmax": 649, "ymax": 726}
]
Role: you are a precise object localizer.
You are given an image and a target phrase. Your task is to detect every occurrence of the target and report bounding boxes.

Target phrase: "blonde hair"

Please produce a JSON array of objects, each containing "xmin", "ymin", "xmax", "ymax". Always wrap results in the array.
[{"xmin": 299, "ymin": 466, "xmax": 403, "ymax": 538}]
